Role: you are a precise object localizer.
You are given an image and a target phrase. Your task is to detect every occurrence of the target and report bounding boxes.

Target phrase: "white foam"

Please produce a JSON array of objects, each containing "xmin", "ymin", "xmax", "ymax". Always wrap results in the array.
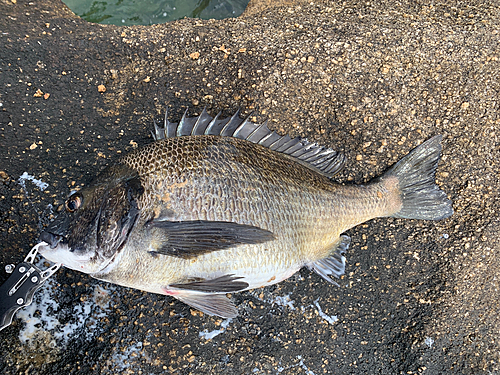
[
  {"xmin": 17, "ymin": 172, "xmax": 55, "ymax": 230},
  {"xmin": 277, "ymin": 355, "xmax": 317, "ymax": 375},
  {"xmin": 199, "ymin": 318, "xmax": 232, "ymax": 340},
  {"xmin": 18, "ymin": 172, "xmax": 49, "ymax": 191},
  {"xmin": 425, "ymin": 337, "xmax": 434, "ymax": 348},
  {"xmin": 17, "ymin": 259, "xmax": 115, "ymax": 347},
  {"xmin": 296, "ymin": 355, "xmax": 317, "ymax": 375},
  {"xmin": 111, "ymin": 341, "xmax": 143, "ymax": 372},
  {"xmin": 313, "ymin": 300, "xmax": 338, "ymax": 325},
  {"xmin": 249, "ymin": 291, "xmax": 296, "ymax": 311},
  {"xmin": 249, "ymin": 290, "xmax": 339, "ymax": 327},
  {"xmin": 273, "ymin": 295, "xmax": 296, "ymax": 310}
]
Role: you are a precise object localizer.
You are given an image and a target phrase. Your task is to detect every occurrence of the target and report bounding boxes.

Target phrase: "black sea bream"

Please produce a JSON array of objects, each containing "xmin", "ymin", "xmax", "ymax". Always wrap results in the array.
[{"xmin": 39, "ymin": 109, "xmax": 453, "ymax": 318}]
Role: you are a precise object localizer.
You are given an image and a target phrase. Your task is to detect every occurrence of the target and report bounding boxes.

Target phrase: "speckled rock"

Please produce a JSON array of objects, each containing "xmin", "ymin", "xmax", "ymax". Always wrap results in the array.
[{"xmin": 0, "ymin": 0, "xmax": 499, "ymax": 374}]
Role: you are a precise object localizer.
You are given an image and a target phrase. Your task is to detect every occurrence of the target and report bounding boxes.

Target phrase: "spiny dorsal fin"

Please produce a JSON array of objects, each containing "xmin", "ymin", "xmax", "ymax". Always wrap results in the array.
[{"xmin": 153, "ymin": 108, "xmax": 345, "ymax": 178}]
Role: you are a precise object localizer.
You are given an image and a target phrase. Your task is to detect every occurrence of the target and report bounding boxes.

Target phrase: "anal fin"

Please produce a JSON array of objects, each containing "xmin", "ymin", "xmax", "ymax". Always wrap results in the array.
[
  {"xmin": 165, "ymin": 274, "xmax": 249, "ymax": 318},
  {"xmin": 175, "ymin": 293, "xmax": 238, "ymax": 318},
  {"xmin": 308, "ymin": 235, "xmax": 350, "ymax": 286}
]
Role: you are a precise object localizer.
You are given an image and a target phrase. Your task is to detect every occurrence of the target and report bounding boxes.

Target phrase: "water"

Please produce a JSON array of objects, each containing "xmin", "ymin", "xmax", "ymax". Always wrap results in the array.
[{"xmin": 62, "ymin": 0, "xmax": 249, "ymax": 26}]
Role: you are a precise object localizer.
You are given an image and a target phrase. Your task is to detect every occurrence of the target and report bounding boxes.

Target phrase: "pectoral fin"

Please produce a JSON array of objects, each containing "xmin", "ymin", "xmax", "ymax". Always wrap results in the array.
[
  {"xmin": 308, "ymin": 235, "xmax": 350, "ymax": 286},
  {"xmin": 170, "ymin": 274, "xmax": 249, "ymax": 293},
  {"xmin": 149, "ymin": 220, "xmax": 275, "ymax": 259}
]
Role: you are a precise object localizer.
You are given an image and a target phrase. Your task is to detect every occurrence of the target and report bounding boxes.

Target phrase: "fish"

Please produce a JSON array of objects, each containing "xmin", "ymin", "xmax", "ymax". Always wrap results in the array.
[{"xmin": 39, "ymin": 108, "xmax": 453, "ymax": 318}]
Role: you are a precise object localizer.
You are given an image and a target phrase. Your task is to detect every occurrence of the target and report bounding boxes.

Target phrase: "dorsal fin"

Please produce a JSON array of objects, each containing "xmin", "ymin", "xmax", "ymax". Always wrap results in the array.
[{"xmin": 153, "ymin": 108, "xmax": 345, "ymax": 178}]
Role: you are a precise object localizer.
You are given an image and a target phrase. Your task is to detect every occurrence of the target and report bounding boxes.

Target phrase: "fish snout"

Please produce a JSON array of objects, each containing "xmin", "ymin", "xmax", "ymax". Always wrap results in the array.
[{"xmin": 40, "ymin": 231, "xmax": 65, "ymax": 249}]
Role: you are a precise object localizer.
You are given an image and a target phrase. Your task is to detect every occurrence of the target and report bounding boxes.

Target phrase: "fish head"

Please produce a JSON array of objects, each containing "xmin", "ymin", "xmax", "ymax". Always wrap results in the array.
[{"xmin": 39, "ymin": 164, "xmax": 143, "ymax": 274}]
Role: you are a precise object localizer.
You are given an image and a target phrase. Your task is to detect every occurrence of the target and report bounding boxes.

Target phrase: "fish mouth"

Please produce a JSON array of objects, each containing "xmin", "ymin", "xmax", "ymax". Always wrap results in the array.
[
  {"xmin": 36, "ymin": 239, "xmax": 74, "ymax": 268},
  {"xmin": 38, "ymin": 231, "xmax": 92, "ymax": 271},
  {"xmin": 40, "ymin": 231, "xmax": 66, "ymax": 249}
]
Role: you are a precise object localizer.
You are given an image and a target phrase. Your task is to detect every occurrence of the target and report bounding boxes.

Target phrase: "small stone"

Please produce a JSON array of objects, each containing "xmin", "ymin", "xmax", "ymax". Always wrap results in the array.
[
  {"xmin": 189, "ymin": 52, "xmax": 200, "ymax": 60},
  {"xmin": 98, "ymin": 84, "xmax": 106, "ymax": 93}
]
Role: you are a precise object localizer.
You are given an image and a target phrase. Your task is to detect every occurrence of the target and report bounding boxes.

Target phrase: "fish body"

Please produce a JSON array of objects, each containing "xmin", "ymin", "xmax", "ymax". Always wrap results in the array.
[{"xmin": 39, "ymin": 109, "xmax": 453, "ymax": 318}]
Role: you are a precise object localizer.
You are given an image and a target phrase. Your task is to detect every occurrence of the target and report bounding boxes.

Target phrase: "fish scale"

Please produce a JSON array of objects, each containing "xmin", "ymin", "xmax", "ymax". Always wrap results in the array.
[
  {"xmin": 113, "ymin": 136, "xmax": 397, "ymax": 279},
  {"xmin": 39, "ymin": 109, "xmax": 453, "ymax": 318}
]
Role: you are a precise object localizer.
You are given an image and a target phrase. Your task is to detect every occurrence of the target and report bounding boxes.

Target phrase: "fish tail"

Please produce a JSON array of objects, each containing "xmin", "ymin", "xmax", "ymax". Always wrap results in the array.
[{"xmin": 383, "ymin": 135, "xmax": 453, "ymax": 220}]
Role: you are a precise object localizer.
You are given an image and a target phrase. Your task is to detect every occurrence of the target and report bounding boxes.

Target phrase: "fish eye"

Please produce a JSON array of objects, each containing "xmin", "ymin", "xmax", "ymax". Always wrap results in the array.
[{"xmin": 65, "ymin": 193, "xmax": 82, "ymax": 212}]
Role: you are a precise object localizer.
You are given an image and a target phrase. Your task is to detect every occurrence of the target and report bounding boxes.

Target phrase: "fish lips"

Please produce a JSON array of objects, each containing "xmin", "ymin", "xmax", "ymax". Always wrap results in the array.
[
  {"xmin": 41, "ymin": 212, "xmax": 71, "ymax": 246},
  {"xmin": 37, "ymin": 238, "xmax": 94, "ymax": 272},
  {"xmin": 40, "ymin": 230, "xmax": 66, "ymax": 249},
  {"xmin": 38, "ymin": 212, "xmax": 97, "ymax": 271}
]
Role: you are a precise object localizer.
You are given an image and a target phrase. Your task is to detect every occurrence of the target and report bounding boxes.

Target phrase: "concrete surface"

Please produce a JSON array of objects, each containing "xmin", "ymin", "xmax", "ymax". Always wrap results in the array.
[{"xmin": 0, "ymin": 0, "xmax": 499, "ymax": 373}]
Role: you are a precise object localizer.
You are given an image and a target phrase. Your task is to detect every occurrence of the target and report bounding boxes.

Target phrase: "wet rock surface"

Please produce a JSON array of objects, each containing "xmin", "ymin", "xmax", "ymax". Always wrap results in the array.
[{"xmin": 0, "ymin": 0, "xmax": 499, "ymax": 373}]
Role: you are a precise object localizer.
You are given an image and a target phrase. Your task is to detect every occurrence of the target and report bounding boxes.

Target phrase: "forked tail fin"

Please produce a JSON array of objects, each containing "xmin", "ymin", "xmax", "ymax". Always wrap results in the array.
[{"xmin": 384, "ymin": 135, "xmax": 453, "ymax": 220}]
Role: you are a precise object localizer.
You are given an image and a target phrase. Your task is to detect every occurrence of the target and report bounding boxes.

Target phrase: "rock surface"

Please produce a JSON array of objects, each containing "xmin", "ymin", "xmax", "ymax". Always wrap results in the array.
[{"xmin": 0, "ymin": 0, "xmax": 499, "ymax": 374}]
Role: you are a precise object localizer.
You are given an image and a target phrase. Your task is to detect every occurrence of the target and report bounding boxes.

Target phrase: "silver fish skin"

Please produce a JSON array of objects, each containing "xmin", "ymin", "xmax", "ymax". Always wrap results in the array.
[{"xmin": 39, "ymin": 109, "xmax": 453, "ymax": 318}]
